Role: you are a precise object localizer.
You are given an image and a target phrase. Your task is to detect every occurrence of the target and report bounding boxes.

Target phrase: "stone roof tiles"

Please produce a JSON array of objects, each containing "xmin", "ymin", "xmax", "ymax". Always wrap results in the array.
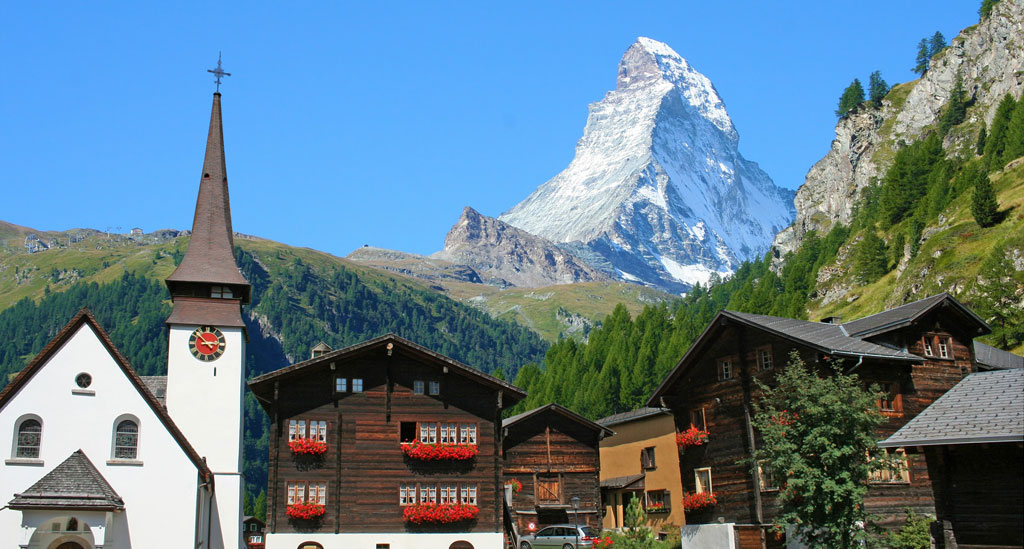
[{"xmin": 9, "ymin": 450, "xmax": 125, "ymax": 511}]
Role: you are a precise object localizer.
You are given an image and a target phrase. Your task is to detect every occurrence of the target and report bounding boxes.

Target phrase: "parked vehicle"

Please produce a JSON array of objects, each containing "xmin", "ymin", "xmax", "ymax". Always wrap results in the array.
[{"xmin": 519, "ymin": 524, "xmax": 600, "ymax": 549}]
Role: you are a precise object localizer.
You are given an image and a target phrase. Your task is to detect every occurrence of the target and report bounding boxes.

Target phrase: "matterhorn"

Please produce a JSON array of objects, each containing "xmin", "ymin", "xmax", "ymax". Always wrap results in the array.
[{"xmin": 498, "ymin": 37, "xmax": 794, "ymax": 293}]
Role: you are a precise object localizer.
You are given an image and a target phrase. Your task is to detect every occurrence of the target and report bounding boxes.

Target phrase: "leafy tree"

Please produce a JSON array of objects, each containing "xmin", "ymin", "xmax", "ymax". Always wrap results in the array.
[
  {"xmin": 836, "ymin": 79, "xmax": 865, "ymax": 118},
  {"xmin": 983, "ymin": 94, "xmax": 1017, "ymax": 171},
  {"xmin": 884, "ymin": 508, "xmax": 934, "ymax": 549},
  {"xmin": 975, "ymin": 242, "xmax": 1024, "ymax": 350},
  {"xmin": 913, "ymin": 38, "xmax": 931, "ymax": 76},
  {"xmin": 979, "ymin": 0, "xmax": 1000, "ymax": 19},
  {"xmin": 751, "ymin": 352, "xmax": 886, "ymax": 548},
  {"xmin": 622, "ymin": 494, "xmax": 655, "ymax": 549},
  {"xmin": 929, "ymin": 31, "xmax": 947, "ymax": 58},
  {"xmin": 970, "ymin": 169, "xmax": 999, "ymax": 227},
  {"xmin": 868, "ymin": 71, "xmax": 889, "ymax": 107},
  {"xmin": 939, "ymin": 71, "xmax": 967, "ymax": 134},
  {"xmin": 976, "ymin": 123, "xmax": 987, "ymax": 155},
  {"xmin": 853, "ymin": 231, "xmax": 889, "ymax": 284}
]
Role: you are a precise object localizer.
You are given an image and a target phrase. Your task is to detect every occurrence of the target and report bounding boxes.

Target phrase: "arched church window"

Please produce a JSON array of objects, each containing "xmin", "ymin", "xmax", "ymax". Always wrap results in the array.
[
  {"xmin": 15, "ymin": 418, "xmax": 42, "ymax": 458},
  {"xmin": 113, "ymin": 419, "xmax": 139, "ymax": 459}
]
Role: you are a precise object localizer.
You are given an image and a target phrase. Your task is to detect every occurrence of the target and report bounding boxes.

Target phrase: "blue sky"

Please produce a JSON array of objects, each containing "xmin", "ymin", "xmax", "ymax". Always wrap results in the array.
[{"xmin": 1, "ymin": 1, "xmax": 979, "ymax": 257}]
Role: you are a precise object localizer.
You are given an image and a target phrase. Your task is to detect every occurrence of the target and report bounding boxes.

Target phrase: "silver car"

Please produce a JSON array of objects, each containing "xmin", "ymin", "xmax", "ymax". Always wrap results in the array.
[{"xmin": 519, "ymin": 524, "xmax": 600, "ymax": 549}]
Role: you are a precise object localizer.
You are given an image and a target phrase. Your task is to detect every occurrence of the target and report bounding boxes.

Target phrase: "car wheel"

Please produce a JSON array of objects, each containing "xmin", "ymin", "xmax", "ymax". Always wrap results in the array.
[
  {"xmin": 520, "ymin": 543, "xmax": 532, "ymax": 549},
  {"xmin": 563, "ymin": 544, "xmax": 574, "ymax": 549}
]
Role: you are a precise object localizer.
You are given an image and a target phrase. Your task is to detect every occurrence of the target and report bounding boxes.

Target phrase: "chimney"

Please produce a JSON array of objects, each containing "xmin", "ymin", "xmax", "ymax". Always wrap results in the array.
[{"xmin": 820, "ymin": 316, "xmax": 842, "ymax": 325}]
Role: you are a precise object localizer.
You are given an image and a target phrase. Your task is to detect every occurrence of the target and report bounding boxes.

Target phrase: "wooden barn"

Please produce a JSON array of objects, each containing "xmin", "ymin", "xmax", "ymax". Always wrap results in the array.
[
  {"xmin": 248, "ymin": 334, "xmax": 526, "ymax": 549},
  {"xmin": 645, "ymin": 293, "xmax": 992, "ymax": 548},
  {"xmin": 502, "ymin": 403, "xmax": 612, "ymax": 536},
  {"xmin": 881, "ymin": 368, "xmax": 1023, "ymax": 549}
]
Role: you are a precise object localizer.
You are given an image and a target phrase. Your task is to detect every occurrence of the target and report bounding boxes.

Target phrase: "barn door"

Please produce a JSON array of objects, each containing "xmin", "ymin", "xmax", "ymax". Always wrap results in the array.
[{"xmin": 537, "ymin": 475, "xmax": 561, "ymax": 503}]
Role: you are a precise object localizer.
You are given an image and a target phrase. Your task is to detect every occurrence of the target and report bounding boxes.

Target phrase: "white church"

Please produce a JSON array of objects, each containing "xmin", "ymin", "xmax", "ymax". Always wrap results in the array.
[{"xmin": 0, "ymin": 81, "xmax": 250, "ymax": 548}]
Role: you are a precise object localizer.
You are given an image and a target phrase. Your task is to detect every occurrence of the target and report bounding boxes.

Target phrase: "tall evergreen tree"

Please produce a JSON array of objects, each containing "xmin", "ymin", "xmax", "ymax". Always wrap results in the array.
[
  {"xmin": 971, "ymin": 170, "xmax": 999, "ymax": 227},
  {"xmin": 983, "ymin": 94, "xmax": 1018, "ymax": 171},
  {"xmin": 939, "ymin": 70, "xmax": 967, "ymax": 134},
  {"xmin": 913, "ymin": 38, "xmax": 931, "ymax": 76},
  {"xmin": 853, "ymin": 231, "xmax": 889, "ymax": 284},
  {"xmin": 836, "ymin": 79, "xmax": 865, "ymax": 118},
  {"xmin": 976, "ymin": 124, "xmax": 987, "ymax": 155},
  {"xmin": 929, "ymin": 31, "xmax": 947, "ymax": 58},
  {"xmin": 1001, "ymin": 95, "xmax": 1024, "ymax": 163},
  {"xmin": 975, "ymin": 242, "xmax": 1024, "ymax": 350},
  {"xmin": 868, "ymin": 71, "xmax": 889, "ymax": 107}
]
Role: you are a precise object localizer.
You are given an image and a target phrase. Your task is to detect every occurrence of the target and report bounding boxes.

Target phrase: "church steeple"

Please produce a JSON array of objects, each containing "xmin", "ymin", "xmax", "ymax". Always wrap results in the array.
[{"xmin": 165, "ymin": 91, "xmax": 251, "ymax": 326}]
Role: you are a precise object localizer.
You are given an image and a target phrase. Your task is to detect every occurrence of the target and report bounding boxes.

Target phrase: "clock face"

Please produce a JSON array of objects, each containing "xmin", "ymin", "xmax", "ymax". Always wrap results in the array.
[{"xmin": 189, "ymin": 326, "xmax": 226, "ymax": 362}]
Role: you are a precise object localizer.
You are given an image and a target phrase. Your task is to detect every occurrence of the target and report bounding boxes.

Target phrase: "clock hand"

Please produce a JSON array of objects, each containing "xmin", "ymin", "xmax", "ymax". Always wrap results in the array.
[{"xmin": 193, "ymin": 331, "xmax": 216, "ymax": 349}]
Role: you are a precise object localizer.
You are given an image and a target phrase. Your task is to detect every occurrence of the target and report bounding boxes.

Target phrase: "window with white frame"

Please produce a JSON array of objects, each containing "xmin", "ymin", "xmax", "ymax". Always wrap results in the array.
[
  {"xmin": 758, "ymin": 347, "xmax": 773, "ymax": 371},
  {"xmin": 440, "ymin": 483, "xmax": 457, "ymax": 504},
  {"xmin": 460, "ymin": 484, "xmax": 477, "ymax": 505},
  {"xmin": 14, "ymin": 417, "xmax": 42, "ymax": 458},
  {"xmin": 400, "ymin": 484, "xmax": 416, "ymax": 505},
  {"xmin": 113, "ymin": 418, "xmax": 139, "ymax": 459},
  {"xmin": 336, "ymin": 377, "xmax": 347, "ymax": 392},
  {"xmin": 459, "ymin": 424, "xmax": 477, "ymax": 444},
  {"xmin": 288, "ymin": 419, "xmax": 307, "ymax": 441},
  {"xmin": 923, "ymin": 338, "xmax": 934, "ymax": 356},
  {"xmin": 427, "ymin": 485, "xmax": 437, "ymax": 503},
  {"xmin": 757, "ymin": 460, "xmax": 778, "ymax": 491},
  {"xmin": 419, "ymin": 423, "xmax": 438, "ymax": 443},
  {"xmin": 869, "ymin": 448, "xmax": 911, "ymax": 484},
  {"xmin": 694, "ymin": 467, "xmax": 713, "ymax": 494},
  {"xmin": 352, "ymin": 378, "xmax": 364, "ymax": 392},
  {"xmin": 440, "ymin": 423, "xmax": 457, "ymax": 443},
  {"xmin": 413, "ymin": 380, "xmax": 424, "ymax": 394},
  {"xmin": 938, "ymin": 338, "xmax": 950, "ymax": 359},
  {"xmin": 429, "ymin": 381, "xmax": 440, "ymax": 395},
  {"xmin": 210, "ymin": 285, "xmax": 233, "ymax": 299},
  {"xmin": 310, "ymin": 420, "xmax": 327, "ymax": 442},
  {"xmin": 286, "ymin": 482, "xmax": 306, "ymax": 504},
  {"xmin": 309, "ymin": 482, "xmax": 327, "ymax": 505},
  {"xmin": 717, "ymin": 358, "xmax": 732, "ymax": 381}
]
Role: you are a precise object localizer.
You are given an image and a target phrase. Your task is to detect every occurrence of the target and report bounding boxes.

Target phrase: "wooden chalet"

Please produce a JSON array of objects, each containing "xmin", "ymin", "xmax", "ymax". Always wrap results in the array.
[
  {"xmin": 248, "ymin": 334, "xmax": 526, "ymax": 549},
  {"xmin": 502, "ymin": 404, "xmax": 612, "ymax": 536},
  {"xmin": 596, "ymin": 407, "xmax": 685, "ymax": 537},
  {"xmin": 645, "ymin": 293, "xmax": 992, "ymax": 548},
  {"xmin": 881, "ymin": 368, "xmax": 1023, "ymax": 549}
]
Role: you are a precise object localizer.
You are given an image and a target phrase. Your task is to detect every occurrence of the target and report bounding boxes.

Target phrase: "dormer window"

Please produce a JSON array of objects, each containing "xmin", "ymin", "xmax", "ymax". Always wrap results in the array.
[
  {"xmin": 938, "ymin": 339, "xmax": 950, "ymax": 359},
  {"xmin": 923, "ymin": 338, "xmax": 934, "ymax": 356},
  {"xmin": 210, "ymin": 285, "xmax": 233, "ymax": 299}
]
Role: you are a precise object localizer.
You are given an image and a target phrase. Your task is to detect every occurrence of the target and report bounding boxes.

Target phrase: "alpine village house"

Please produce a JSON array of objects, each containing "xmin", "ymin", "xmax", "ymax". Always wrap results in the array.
[
  {"xmin": 645, "ymin": 293, "xmax": 1011, "ymax": 548},
  {"xmin": 247, "ymin": 335, "xmax": 527, "ymax": 549},
  {"xmin": 0, "ymin": 87, "xmax": 249, "ymax": 547}
]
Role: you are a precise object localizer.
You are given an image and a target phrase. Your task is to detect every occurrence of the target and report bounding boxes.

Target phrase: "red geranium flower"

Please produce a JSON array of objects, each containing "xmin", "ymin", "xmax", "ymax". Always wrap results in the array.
[
  {"xmin": 286, "ymin": 501, "xmax": 326, "ymax": 520},
  {"xmin": 289, "ymin": 438, "xmax": 328, "ymax": 456},
  {"xmin": 402, "ymin": 503, "xmax": 479, "ymax": 524},
  {"xmin": 676, "ymin": 426, "xmax": 710, "ymax": 448},
  {"xmin": 401, "ymin": 440, "xmax": 478, "ymax": 461},
  {"xmin": 681, "ymin": 491, "xmax": 717, "ymax": 511}
]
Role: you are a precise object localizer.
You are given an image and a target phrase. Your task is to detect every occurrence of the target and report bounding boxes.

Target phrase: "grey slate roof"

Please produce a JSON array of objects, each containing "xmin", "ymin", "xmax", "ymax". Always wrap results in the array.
[
  {"xmin": 973, "ymin": 341, "xmax": 1024, "ymax": 370},
  {"xmin": 600, "ymin": 473, "xmax": 645, "ymax": 489},
  {"xmin": 140, "ymin": 376, "xmax": 167, "ymax": 407},
  {"xmin": 880, "ymin": 369, "xmax": 1024, "ymax": 448},
  {"xmin": 843, "ymin": 293, "xmax": 988, "ymax": 337},
  {"xmin": 597, "ymin": 407, "xmax": 672, "ymax": 427},
  {"xmin": 725, "ymin": 311, "xmax": 919, "ymax": 361},
  {"xmin": 9, "ymin": 450, "xmax": 125, "ymax": 510}
]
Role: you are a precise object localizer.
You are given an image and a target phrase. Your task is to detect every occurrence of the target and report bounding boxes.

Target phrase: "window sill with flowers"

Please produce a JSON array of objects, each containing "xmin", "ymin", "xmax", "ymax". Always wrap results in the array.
[{"xmin": 400, "ymin": 440, "xmax": 478, "ymax": 461}]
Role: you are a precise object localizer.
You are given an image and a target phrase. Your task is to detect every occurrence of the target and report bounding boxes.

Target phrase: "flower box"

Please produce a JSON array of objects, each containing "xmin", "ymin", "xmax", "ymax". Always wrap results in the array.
[
  {"xmin": 286, "ymin": 502, "xmax": 326, "ymax": 520},
  {"xmin": 681, "ymin": 491, "xmax": 717, "ymax": 511},
  {"xmin": 645, "ymin": 502, "xmax": 669, "ymax": 513},
  {"xmin": 676, "ymin": 426, "xmax": 709, "ymax": 449},
  {"xmin": 505, "ymin": 479, "xmax": 522, "ymax": 493},
  {"xmin": 402, "ymin": 503, "xmax": 479, "ymax": 524},
  {"xmin": 289, "ymin": 437, "xmax": 327, "ymax": 456},
  {"xmin": 401, "ymin": 440, "xmax": 478, "ymax": 461}
]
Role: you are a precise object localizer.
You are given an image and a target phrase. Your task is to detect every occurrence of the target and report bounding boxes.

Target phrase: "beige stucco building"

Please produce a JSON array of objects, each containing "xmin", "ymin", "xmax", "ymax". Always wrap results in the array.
[{"xmin": 597, "ymin": 408, "xmax": 684, "ymax": 536}]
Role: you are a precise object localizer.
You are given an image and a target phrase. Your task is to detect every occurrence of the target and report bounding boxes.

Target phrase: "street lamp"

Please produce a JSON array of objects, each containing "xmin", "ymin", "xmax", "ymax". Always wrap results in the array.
[{"xmin": 571, "ymin": 496, "xmax": 581, "ymax": 548}]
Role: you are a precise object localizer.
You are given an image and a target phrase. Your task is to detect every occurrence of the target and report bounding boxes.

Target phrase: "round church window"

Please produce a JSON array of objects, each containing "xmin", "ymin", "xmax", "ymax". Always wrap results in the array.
[{"xmin": 75, "ymin": 373, "xmax": 92, "ymax": 388}]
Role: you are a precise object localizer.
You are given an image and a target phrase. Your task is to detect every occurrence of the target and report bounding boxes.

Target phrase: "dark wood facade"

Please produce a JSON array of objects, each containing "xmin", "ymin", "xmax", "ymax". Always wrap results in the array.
[
  {"xmin": 249, "ymin": 335, "xmax": 525, "ymax": 536},
  {"xmin": 502, "ymin": 405, "xmax": 611, "ymax": 535},
  {"xmin": 648, "ymin": 295, "xmax": 990, "ymax": 547}
]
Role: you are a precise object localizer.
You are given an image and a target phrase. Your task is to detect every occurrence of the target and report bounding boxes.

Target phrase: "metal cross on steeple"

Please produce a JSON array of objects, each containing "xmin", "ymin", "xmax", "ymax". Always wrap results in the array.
[{"xmin": 207, "ymin": 52, "xmax": 231, "ymax": 92}]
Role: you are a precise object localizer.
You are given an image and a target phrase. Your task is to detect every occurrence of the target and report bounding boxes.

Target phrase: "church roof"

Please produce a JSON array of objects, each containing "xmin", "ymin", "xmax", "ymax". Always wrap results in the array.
[
  {"xmin": 165, "ymin": 92, "xmax": 250, "ymax": 301},
  {"xmin": 8, "ymin": 450, "xmax": 125, "ymax": 511},
  {"xmin": 0, "ymin": 309, "xmax": 213, "ymax": 482}
]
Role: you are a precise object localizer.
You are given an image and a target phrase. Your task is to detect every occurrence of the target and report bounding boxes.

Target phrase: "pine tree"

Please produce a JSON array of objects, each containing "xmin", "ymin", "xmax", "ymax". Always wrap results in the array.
[
  {"xmin": 939, "ymin": 70, "xmax": 967, "ymax": 134},
  {"xmin": 976, "ymin": 124, "xmax": 987, "ymax": 155},
  {"xmin": 1001, "ymin": 96, "xmax": 1024, "ymax": 164},
  {"xmin": 836, "ymin": 79, "xmax": 865, "ymax": 118},
  {"xmin": 929, "ymin": 31, "xmax": 947, "ymax": 58},
  {"xmin": 889, "ymin": 232, "xmax": 906, "ymax": 270},
  {"xmin": 984, "ymin": 94, "xmax": 1017, "ymax": 170},
  {"xmin": 254, "ymin": 489, "xmax": 267, "ymax": 521},
  {"xmin": 971, "ymin": 170, "xmax": 999, "ymax": 227},
  {"xmin": 976, "ymin": 243, "xmax": 1024, "ymax": 350},
  {"xmin": 868, "ymin": 71, "xmax": 889, "ymax": 107},
  {"xmin": 913, "ymin": 38, "xmax": 931, "ymax": 76},
  {"xmin": 623, "ymin": 494, "xmax": 655, "ymax": 548},
  {"xmin": 853, "ymin": 231, "xmax": 889, "ymax": 284}
]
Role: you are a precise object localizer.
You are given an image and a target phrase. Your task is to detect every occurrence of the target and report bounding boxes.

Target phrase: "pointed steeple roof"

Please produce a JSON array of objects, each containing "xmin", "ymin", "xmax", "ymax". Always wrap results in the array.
[
  {"xmin": 9, "ymin": 450, "xmax": 125, "ymax": 511},
  {"xmin": 166, "ymin": 92, "xmax": 251, "ymax": 302}
]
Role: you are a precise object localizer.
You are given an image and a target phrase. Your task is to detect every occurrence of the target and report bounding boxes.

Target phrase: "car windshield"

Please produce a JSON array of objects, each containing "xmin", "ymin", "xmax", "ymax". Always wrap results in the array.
[{"xmin": 581, "ymin": 526, "xmax": 599, "ymax": 537}]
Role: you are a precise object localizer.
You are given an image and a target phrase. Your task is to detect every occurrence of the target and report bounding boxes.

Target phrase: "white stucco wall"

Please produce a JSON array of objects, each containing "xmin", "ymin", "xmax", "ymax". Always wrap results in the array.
[
  {"xmin": 166, "ymin": 323, "xmax": 246, "ymax": 548},
  {"xmin": 266, "ymin": 532, "xmax": 504, "ymax": 549},
  {"xmin": 680, "ymin": 523, "xmax": 736, "ymax": 549},
  {"xmin": 0, "ymin": 323, "xmax": 206, "ymax": 548}
]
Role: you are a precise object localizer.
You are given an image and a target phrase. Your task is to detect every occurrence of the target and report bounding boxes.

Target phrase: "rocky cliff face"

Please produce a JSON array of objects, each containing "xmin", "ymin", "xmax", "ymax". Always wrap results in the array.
[
  {"xmin": 432, "ymin": 207, "xmax": 609, "ymax": 288},
  {"xmin": 498, "ymin": 38, "xmax": 794, "ymax": 293},
  {"xmin": 773, "ymin": 0, "xmax": 1024, "ymax": 257}
]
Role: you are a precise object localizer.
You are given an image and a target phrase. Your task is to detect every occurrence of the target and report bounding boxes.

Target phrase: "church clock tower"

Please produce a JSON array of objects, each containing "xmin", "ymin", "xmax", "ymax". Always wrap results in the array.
[{"xmin": 165, "ymin": 60, "xmax": 249, "ymax": 549}]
